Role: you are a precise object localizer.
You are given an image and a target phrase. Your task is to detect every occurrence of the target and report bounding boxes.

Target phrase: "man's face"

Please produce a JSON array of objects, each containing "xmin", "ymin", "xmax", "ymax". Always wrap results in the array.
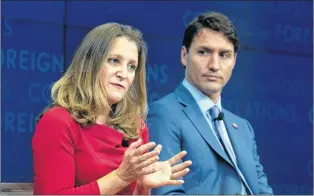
[{"xmin": 181, "ymin": 28, "xmax": 237, "ymax": 102}]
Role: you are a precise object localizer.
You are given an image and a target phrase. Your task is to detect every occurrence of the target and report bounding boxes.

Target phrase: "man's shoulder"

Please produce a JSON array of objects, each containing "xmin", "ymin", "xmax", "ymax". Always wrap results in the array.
[
  {"xmin": 150, "ymin": 91, "xmax": 178, "ymax": 107},
  {"xmin": 148, "ymin": 90, "xmax": 181, "ymax": 116}
]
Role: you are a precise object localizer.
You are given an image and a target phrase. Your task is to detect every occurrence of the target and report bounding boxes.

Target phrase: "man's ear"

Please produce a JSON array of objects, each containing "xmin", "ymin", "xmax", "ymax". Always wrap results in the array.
[{"xmin": 181, "ymin": 46, "xmax": 188, "ymax": 68}]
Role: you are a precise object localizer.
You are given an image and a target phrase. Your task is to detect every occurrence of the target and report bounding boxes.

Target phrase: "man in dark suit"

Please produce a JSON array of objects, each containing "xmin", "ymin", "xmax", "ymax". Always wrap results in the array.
[{"xmin": 147, "ymin": 11, "xmax": 273, "ymax": 195}]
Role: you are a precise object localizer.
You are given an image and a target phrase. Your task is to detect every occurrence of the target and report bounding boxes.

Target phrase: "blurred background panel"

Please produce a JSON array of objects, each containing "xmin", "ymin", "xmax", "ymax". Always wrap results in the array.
[
  {"xmin": 1, "ymin": 1, "xmax": 313, "ymax": 194},
  {"xmin": 1, "ymin": 1, "xmax": 65, "ymax": 183}
]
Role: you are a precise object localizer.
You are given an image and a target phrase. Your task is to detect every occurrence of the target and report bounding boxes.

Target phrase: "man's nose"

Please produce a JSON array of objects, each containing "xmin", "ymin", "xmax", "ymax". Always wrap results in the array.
[{"xmin": 208, "ymin": 54, "xmax": 220, "ymax": 71}]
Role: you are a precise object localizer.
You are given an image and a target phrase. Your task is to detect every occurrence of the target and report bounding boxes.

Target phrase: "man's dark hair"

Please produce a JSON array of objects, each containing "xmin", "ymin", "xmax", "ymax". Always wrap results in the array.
[{"xmin": 183, "ymin": 11, "xmax": 240, "ymax": 53}]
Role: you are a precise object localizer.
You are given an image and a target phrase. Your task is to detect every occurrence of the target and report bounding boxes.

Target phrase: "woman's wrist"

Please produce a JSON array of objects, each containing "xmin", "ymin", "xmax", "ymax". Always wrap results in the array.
[
  {"xmin": 114, "ymin": 169, "xmax": 131, "ymax": 186},
  {"xmin": 134, "ymin": 179, "xmax": 151, "ymax": 195},
  {"xmin": 96, "ymin": 169, "xmax": 131, "ymax": 195}
]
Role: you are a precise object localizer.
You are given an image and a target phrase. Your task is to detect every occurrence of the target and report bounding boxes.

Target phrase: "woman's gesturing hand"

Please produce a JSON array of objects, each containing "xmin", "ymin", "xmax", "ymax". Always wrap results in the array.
[
  {"xmin": 139, "ymin": 151, "xmax": 192, "ymax": 189},
  {"xmin": 116, "ymin": 139, "xmax": 162, "ymax": 183}
]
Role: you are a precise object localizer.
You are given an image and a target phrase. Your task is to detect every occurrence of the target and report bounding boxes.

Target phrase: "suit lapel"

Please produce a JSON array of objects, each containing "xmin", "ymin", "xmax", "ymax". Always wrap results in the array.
[
  {"xmin": 223, "ymin": 110, "xmax": 258, "ymax": 194},
  {"xmin": 175, "ymin": 85, "xmax": 233, "ymax": 167}
]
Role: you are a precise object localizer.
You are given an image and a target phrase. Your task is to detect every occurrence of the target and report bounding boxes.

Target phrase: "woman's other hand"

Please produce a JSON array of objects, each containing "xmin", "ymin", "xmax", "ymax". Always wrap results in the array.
[{"xmin": 139, "ymin": 151, "xmax": 192, "ymax": 189}]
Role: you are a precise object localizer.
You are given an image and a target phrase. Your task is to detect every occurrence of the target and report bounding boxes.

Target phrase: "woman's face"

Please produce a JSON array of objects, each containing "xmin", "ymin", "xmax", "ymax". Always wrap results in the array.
[{"xmin": 101, "ymin": 36, "xmax": 139, "ymax": 105}]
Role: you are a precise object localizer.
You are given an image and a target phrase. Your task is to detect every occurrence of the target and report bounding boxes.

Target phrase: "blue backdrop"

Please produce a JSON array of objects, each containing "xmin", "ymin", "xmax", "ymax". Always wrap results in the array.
[{"xmin": 1, "ymin": 1, "xmax": 313, "ymax": 194}]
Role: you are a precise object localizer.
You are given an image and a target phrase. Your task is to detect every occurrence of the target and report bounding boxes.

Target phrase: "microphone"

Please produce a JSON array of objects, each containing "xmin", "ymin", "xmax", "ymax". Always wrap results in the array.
[
  {"xmin": 121, "ymin": 138, "xmax": 129, "ymax": 147},
  {"xmin": 214, "ymin": 112, "xmax": 224, "ymax": 121}
]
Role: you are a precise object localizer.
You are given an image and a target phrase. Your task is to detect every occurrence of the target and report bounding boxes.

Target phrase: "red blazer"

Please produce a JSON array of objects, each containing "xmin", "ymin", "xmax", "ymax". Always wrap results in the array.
[{"xmin": 32, "ymin": 107, "xmax": 149, "ymax": 195}]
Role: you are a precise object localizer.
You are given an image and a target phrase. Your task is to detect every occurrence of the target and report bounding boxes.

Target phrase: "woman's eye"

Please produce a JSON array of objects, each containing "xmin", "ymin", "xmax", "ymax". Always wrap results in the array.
[
  {"xmin": 108, "ymin": 58, "xmax": 119, "ymax": 64},
  {"xmin": 128, "ymin": 64, "xmax": 137, "ymax": 72}
]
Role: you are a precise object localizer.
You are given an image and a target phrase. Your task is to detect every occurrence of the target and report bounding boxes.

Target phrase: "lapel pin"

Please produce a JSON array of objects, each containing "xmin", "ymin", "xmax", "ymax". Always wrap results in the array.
[{"xmin": 232, "ymin": 123, "xmax": 238, "ymax": 129}]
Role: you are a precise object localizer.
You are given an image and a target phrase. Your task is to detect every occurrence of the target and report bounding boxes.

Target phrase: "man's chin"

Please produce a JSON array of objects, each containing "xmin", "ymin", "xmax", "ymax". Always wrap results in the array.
[{"xmin": 201, "ymin": 88, "xmax": 221, "ymax": 96}]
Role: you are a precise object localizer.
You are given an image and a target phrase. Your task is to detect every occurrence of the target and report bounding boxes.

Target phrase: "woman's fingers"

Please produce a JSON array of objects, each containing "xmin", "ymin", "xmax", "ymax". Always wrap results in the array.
[
  {"xmin": 171, "ymin": 168, "xmax": 190, "ymax": 179},
  {"xmin": 133, "ymin": 145, "xmax": 162, "ymax": 170},
  {"xmin": 133, "ymin": 142, "xmax": 157, "ymax": 156},
  {"xmin": 128, "ymin": 138, "xmax": 142, "ymax": 150},
  {"xmin": 136, "ymin": 155, "xmax": 159, "ymax": 170},
  {"xmin": 135, "ymin": 144, "xmax": 162, "ymax": 164},
  {"xmin": 170, "ymin": 160, "xmax": 192, "ymax": 179},
  {"xmin": 128, "ymin": 141, "xmax": 156, "ymax": 157},
  {"xmin": 171, "ymin": 160, "xmax": 192, "ymax": 173},
  {"xmin": 138, "ymin": 165, "xmax": 157, "ymax": 176},
  {"xmin": 158, "ymin": 179, "xmax": 185, "ymax": 187},
  {"xmin": 167, "ymin": 151, "xmax": 187, "ymax": 165}
]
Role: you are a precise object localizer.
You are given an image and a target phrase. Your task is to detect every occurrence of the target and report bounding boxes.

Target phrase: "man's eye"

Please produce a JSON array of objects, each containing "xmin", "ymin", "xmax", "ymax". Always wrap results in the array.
[
  {"xmin": 198, "ymin": 50, "xmax": 208, "ymax": 55},
  {"xmin": 220, "ymin": 53, "xmax": 231, "ymax": 59}
]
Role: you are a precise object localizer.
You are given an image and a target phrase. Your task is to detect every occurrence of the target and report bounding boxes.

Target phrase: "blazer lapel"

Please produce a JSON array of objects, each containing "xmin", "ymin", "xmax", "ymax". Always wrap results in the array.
[
  {"xmin": 175, "ymin": 85, "xmax": 233, "ymax": 167},
  {"xmin": 223, "ymin": 110, "xmax": 258, "ymax": 194}
]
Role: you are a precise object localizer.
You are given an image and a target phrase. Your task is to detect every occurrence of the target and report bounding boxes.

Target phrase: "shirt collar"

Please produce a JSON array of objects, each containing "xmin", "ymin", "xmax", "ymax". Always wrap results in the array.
[{"xmin": 182, "ymin": 79, "xmax": 222, "ymax": 113}]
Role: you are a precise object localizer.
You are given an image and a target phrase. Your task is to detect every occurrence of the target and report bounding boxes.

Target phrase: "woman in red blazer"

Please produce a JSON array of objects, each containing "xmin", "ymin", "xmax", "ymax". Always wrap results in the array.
[{"xmin": 32, "ymin": 23, "xmax": 192, "ymax": 195}]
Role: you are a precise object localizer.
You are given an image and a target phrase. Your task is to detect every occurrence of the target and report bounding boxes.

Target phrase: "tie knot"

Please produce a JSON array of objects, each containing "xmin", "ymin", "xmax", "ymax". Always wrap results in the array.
[{"xmin": 209, "ymin": 105, "xmax": 220, "ymax": 119}]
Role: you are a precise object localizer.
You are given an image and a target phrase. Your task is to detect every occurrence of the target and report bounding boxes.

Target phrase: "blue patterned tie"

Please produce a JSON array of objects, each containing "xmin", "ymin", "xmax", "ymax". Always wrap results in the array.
[
  {"xmin": 209, "ymin": 106, "xmax": 236, "ymax": 162},
  {"xmin": 209, "ymin": 106, "xmax": 252, "ymax": 195},
  {"xmin": 209, "ymin": 106, "xmax": 224, "ymax": 144}
]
